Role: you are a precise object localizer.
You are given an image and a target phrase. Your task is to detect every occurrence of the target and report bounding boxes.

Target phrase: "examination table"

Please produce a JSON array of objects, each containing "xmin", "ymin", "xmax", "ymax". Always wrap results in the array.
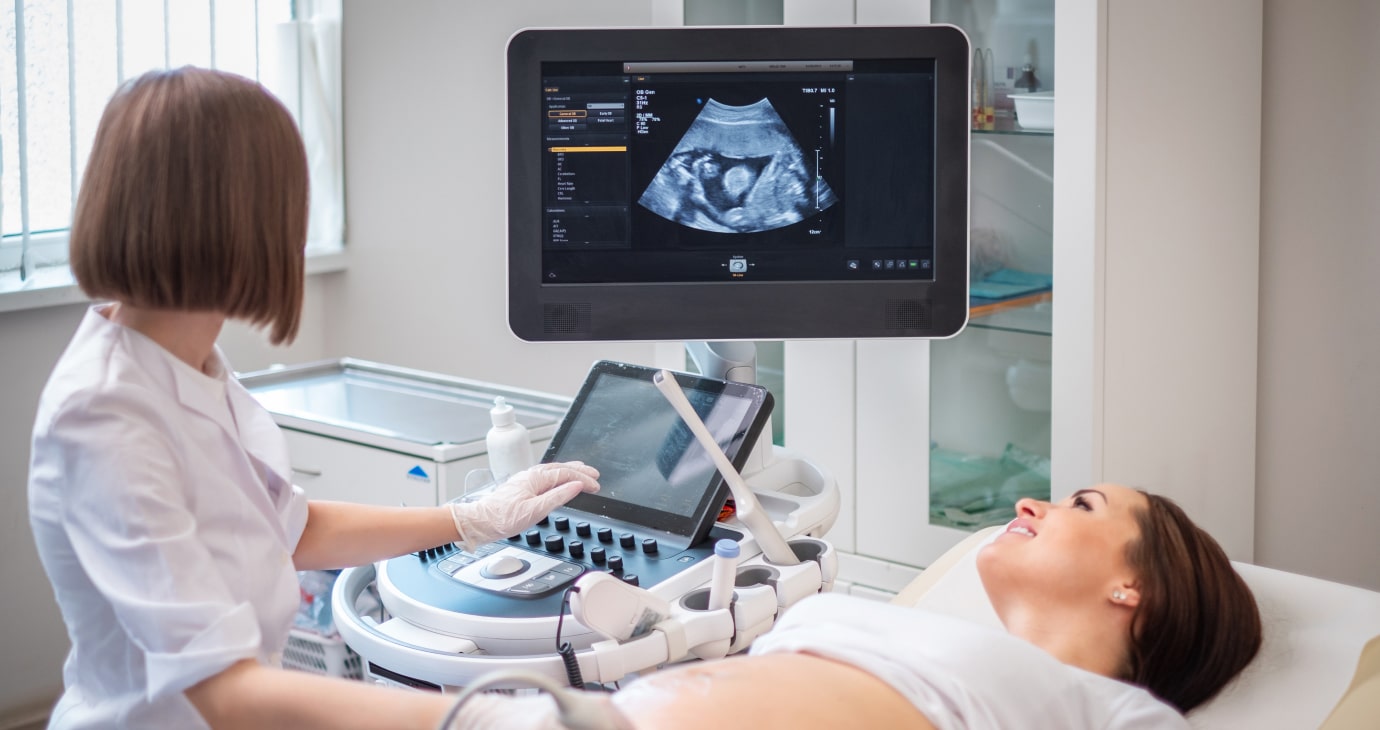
[{"xmin": 892, "ymin": 526, "xmax": 1380, "ymax": 729}]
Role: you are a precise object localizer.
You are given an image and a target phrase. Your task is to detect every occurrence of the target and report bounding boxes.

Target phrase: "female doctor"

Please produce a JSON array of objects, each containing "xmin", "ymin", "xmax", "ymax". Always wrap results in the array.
[{"xmin": 27, "ymin": 67, "xmax": 599, "ymax": 729}]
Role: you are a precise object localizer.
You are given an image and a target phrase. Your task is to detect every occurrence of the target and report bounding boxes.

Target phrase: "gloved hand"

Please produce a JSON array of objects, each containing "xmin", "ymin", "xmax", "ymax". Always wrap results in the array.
[{"xmin": 449, "ymin": 461, "xmax": 600, "ymax": 551}]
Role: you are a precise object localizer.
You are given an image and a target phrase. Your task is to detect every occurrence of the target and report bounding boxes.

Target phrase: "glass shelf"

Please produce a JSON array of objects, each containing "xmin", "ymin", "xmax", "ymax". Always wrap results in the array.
[
  {"xmin": 968, "ymin": 295, "xmax": 1052, "ymax": 337},
  {"xmin": 935, "ymin": 0, "xmax": 1057, "ymax": 538},
  {"xmin": 973, "ymin": 115, "xmax": 1054, "ymax": 137}
]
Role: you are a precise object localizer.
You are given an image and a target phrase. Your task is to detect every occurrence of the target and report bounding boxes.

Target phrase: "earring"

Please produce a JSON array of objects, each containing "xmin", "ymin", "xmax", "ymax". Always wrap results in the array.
[{"xmin": 1112, "ymin": 590, "xmax": 1126, "ymax": 601}]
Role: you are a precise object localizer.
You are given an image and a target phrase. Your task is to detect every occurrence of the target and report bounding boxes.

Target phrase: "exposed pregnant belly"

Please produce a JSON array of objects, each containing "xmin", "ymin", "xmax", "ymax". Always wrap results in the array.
[{"xmin": 609, "ymin": 652, "xmax": 937, "ymax": 730}]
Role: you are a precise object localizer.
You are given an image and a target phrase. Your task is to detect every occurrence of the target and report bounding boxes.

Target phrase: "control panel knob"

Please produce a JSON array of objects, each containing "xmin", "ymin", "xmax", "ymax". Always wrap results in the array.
[
  {"xmin": 622, "ymin": 574, "xmax": 640, "ymax": 587},
  {"xmin": 619, "ymin": 533, "xmax": 636, "ymax": 549},
  {"xmin": 507, "ymin": 534, "xmax": 521, "ymax": 542},
  {"xmin": 608, "ymin": 555, "xmax": 625, "ymax": 572},
  {"xmin": 576, "ymin": 521, "xmax": 592, "ymax": 537},
  {"xmin": 537, "ymin": 516, "xmax": 550, "ymax": 527},
  {"xmin": 641, "ymin": 538, "xmax": 658, "ymax": 555},
  {"xmin": 590, "ymin": 547, "xmax": 607, "ymax": 564},
  {"xmin": 597, "ymin": 527, "xmax": 614, "ymax": 543},
  {"xmin": 544, "ymin": 534, "xmax": 565, "ymax": 553},
  {"xmin": 568, "ymin": 540, "xmax": 585, "ymax": 559},
  {"xmin": 553, "ymin": 516, "xmax": 570, "ymax": 531},
  {"xmin": 525, "ymin": 530, "xmax": 542, "ymax": 547}
]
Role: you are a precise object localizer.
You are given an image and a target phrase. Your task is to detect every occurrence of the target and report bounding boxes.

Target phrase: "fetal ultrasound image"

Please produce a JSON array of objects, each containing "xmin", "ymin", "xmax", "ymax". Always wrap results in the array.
[{"xmin": 638, "ymin": 98, "xmax": 838, "ymax": 234}]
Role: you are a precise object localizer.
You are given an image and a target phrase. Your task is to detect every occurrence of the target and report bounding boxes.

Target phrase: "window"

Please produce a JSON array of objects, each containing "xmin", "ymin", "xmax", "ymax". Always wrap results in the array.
[{"xmin": 0, "ymin": 0, "xmax": 342, "ymax": 293}]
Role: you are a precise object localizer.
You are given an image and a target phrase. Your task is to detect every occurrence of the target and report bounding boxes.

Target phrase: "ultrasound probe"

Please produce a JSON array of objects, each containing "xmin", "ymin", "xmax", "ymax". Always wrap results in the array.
[{"xmin": 652, "ymin": 369, "xmax": 800, "ymax": 565}]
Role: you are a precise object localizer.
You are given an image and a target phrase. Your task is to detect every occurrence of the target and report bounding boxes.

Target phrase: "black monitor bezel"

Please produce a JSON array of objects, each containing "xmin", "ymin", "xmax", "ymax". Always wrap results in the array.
[
  {"xmin": 507, "ymin": 25, "xmax": 971, "ymax": 342},
  {"xmin": 542, "ymin": 360, "xmax": 774, "ymax": 545}
]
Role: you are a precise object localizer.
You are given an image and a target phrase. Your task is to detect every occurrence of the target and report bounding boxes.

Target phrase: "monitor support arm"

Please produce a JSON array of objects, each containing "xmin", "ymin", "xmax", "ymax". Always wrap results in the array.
[
  {"xmin": 685, "ymin": 341, "xmax": 758, "ymax": 385},
  {"xmin": 684, "ymin": 340, "xmax": 773, "ymax": 476}
]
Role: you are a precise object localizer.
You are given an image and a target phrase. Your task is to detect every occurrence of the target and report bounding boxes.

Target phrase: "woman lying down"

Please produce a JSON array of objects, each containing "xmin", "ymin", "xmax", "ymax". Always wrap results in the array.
[{"xmin": 450, "ymin": 483, "xmax": 1262, "ymax": 730}]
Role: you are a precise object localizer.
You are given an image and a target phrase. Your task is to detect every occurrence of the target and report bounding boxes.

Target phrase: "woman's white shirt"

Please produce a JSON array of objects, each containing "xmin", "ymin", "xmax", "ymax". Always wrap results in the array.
[
  {"xmin": 751, "ymin": 592, "xmax": 1190, "ymax": 730},
  {"xmin": 28, "ymin": 305, "xmax": 309, "ymax": 729}
]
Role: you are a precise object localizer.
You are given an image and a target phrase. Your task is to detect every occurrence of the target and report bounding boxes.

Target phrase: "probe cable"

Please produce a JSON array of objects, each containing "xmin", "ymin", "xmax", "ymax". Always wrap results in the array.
[{"xmin": 556, "ymin": 586, "xmax": 585, "ymax": 689}]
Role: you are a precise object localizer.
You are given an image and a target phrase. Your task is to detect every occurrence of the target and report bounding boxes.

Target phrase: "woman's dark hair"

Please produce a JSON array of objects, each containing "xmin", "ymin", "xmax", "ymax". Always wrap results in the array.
[
  {"xmin": 1124, "ymin": 491, "xmax": 1262, "ymax": 712},
  {"xmin": 70, "ymin": 67, "xmax": 309, "ymax": 345}
]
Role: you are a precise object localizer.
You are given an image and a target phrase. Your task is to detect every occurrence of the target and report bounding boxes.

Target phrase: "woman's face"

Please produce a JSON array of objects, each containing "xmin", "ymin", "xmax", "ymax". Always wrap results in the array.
[{"xmin": 977, "ymin": 483, "xmax": 1149, "ymax": 611}]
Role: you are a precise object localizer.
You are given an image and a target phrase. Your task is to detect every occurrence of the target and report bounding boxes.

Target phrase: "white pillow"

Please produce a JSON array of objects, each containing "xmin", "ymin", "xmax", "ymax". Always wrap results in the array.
[{"xmin": 895, "ymin": 528, "xmax": 1380, "ymax": 729}]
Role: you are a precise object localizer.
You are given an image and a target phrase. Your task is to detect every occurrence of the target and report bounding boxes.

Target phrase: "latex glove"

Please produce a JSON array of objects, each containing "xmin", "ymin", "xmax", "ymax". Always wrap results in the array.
[{"xmin": 450, "ymin": 461, "xmax": 600, "ymax": 551}]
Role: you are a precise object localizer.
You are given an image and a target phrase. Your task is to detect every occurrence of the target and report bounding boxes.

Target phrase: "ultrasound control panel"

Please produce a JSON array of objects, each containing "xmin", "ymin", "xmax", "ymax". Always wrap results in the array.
[{"xmin": 391, "ymin": 506, "xmax": 743, "ymax": 619}]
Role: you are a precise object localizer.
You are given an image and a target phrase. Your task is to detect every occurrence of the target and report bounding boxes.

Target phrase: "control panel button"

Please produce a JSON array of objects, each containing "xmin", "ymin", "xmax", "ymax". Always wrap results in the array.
[
  {"xmin": 576, "ymin": 521, "xmax": 592, "ymax": 537},
  {"xmin": 551, "ymin": 563, "xmax": 583, "ymax": 577},
  {"xmin": 619, "ymin": 533, "xmax": 635, "ymax": 549},
  {"xmin": 608, "ymin": 555, "xmax": 625, "ymax": 572},
  {"xmin": 642, "ymin": 538, "xmax": 658, "ymax": 555},
  {"xmin": 544, "ymin": 534, "xmax": 565, "ymax": 553},
  {"xmin": 597, "ymin": 527, "xmax": 614, "ymax": 543},
  {"xmin": 568, "ymin": 540, "xmax": 585, "ymax": 559},
  {"xmin": 554, "ymin": 516, "xmax": 570, "ymax": 531},
  {"xmin": 525, "ymin": 530, "xmax": 542, "ymax": 547},
  {"xmin": 622, "ymin": 573, "xmax": 640, "ymax": 586},
  {"xmin": 590, "ymin": 547, "xmax": 607, "ymax": 564},
  {"xmin": 535, "ymin": 571, "xmax": 568, "ymax": 585}
]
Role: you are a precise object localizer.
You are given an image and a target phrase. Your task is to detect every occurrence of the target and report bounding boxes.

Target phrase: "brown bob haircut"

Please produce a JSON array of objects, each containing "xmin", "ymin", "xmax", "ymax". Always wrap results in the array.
[
  {"xmin": 1125, "ymin": 491, "xmax": 1262, "ymax": 713},
  {"xmin": 70, "ymin": 66, "xmax": 309, "ymax": 345}
]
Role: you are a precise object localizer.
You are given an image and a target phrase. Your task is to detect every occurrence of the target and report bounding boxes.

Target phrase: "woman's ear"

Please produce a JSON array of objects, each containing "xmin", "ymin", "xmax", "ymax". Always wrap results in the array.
[{"xmin": 1110, "ymin": 583, "xmax": 1141, "ymax": 608}]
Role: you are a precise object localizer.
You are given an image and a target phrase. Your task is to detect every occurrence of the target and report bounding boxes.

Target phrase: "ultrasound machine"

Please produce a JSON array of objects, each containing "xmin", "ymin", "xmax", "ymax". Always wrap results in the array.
[{"xmin": 333, "ymin": 22, "xmax": 971, "ymax": 692}]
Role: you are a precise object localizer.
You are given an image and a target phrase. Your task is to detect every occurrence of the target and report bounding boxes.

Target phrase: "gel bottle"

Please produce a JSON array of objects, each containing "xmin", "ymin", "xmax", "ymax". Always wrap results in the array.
[{"xmin": 486, "ymin": 396, "xmax": 534, "ymax": 484}]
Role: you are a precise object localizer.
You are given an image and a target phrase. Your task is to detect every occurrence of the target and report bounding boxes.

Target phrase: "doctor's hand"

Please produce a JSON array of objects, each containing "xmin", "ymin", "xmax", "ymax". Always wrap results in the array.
[{"xmin": 449, "ymin": 461, "xmax": 601, "ymax": 550}]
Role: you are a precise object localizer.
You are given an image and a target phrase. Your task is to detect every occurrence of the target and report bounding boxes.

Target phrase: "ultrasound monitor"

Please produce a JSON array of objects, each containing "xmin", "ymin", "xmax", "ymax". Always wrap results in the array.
[{"xmin": 506, "ymin": 25, "xmax": 970, "ymax": 342}]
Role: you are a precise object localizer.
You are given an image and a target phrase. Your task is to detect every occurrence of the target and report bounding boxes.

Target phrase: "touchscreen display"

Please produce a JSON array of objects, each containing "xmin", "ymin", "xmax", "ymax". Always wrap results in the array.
[{"xmin": 544, "ymin": 361, "xmax": 772, "ymax": 541}]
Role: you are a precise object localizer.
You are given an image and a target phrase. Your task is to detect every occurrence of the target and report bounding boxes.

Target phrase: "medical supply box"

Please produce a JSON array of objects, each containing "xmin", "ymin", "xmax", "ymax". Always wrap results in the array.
[{"xmin": 237, "ymin": 358, "xmax": 569, "ymax": 507}]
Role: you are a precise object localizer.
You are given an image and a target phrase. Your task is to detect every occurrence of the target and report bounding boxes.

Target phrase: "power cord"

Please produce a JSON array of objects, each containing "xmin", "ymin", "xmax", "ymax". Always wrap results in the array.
[{"xmin": 434, "ymin": 587, "xmax": 629, "ymax": 729}]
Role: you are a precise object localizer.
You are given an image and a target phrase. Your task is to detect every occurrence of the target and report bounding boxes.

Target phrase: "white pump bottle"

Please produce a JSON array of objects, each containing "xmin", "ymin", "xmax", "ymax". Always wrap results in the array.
[{"xmin": 485, "ymin": 396, "xmax": 534, "ymax": 484}]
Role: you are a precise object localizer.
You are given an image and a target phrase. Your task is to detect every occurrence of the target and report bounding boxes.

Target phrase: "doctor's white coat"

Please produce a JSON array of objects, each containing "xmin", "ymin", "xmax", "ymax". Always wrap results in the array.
[{"xmin": 28, "ymin": 304, "xmax": 309, "ymax": 729}]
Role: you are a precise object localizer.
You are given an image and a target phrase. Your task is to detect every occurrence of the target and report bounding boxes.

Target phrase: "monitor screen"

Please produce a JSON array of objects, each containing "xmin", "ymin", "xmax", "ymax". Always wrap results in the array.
[
  {"xmin": 544, "ymin": 360, "xmax": 773, "ymax": 543},
  {"xmin": 507, "ymin": 25, "xmax": 970, "ymax": 341}
]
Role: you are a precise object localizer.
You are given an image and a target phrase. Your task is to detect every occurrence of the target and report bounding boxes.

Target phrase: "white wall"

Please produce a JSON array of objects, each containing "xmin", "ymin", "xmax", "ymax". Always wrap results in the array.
[
  {"xmin": 1255, "ymin": 0, "xmax": 1380, "ymax": 590},
  {"xmin": 1100, "ymin": 0, "xmax": 1263, "ymax": 562},
  {"xmin": 0, "ymin": 304, "xmax": 90, "ymax": 724},
  {"xmin": 329, "ymin": 0, "xmax": 661, "ymax": 400}
]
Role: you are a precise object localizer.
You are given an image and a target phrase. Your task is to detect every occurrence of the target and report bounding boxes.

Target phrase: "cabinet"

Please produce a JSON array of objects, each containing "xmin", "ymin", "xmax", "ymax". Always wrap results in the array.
[
  {"xmin": 928, "ymin": 0, "xmax": 1054, "ymax": 533},
  {"xmin": 798, "ymin": 0, "xmax": 1263, "ymax": 576},
  {"xmin": 237, "ymin": 359, "xmax": 569, "ymax": 507},
  {"xmin": 672, "ymin": 0, "xmax": 1057, "ymax": 577},
  {"xmin": 680, "ymin": 0, "xmax": 1261, "ymax": 580},
  {"xmin": 769, "ymin": 0, "xmax": 1059, "ymax": 582}
]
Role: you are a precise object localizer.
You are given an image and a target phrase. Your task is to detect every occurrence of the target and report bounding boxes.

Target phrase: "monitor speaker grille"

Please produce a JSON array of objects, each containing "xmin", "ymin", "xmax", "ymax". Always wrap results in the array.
[
  {"xmin": 885, "ymin": 298, "xmax": 932, "ymax": 330},
  {"xmin": 543, "ymin": 303, "xmax": 592, "ymax": 335}
]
